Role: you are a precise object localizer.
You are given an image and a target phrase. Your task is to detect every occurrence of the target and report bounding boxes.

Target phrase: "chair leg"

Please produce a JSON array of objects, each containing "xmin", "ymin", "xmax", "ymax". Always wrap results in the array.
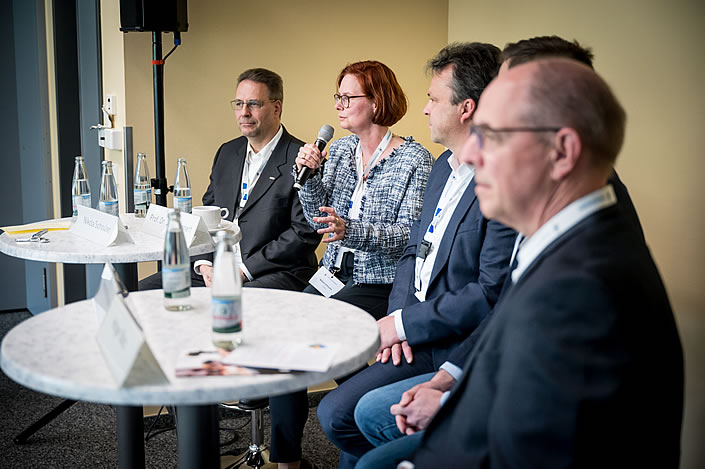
[
  {"xmin": 14, "ymin": 399, "xmax": 76, "ymax": 444},
  {"xmin": 222, "ymin": 407, "xmax": 269, "ymax": 469}
]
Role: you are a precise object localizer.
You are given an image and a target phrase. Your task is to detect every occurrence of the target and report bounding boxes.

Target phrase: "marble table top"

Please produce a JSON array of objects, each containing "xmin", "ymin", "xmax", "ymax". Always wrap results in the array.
[
  {"xmin": 0, "ymin": 214, "xmax": 218, "ymax": 264},
  {"xmin": 1, "ymin": 287, "xmax": 380, "ymax": 405}
]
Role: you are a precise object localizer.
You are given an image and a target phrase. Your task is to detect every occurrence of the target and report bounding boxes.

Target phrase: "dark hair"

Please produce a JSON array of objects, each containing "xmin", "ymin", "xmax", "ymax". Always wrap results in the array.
[
  {"xmin": 525, "ymin": 59, "xmax": 625, "ymax": 168},
  {"xmin": 426, "ymin": 42, "xmax": 501, "ymax": 105},
  {"xmin": 502, "ymin": 36, "xmax": 594, "ymax": 69},
  {"xmin": 237, "ymin": 68, "xmax": 284, "ymax": 102},
  {"xmin": 337, "ymin": 61, "xmax": 407, "ymax": 127}
]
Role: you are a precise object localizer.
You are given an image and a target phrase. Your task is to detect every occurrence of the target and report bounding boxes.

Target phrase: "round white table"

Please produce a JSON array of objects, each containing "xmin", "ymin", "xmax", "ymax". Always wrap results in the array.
[
  {"xmin": 0, "ymin": 214, "xmax": 219, "ymax": 264},
  {"xmin": 1, "ymin": 287, "xmax": 380, "ymax": 468},
  {"xmin": 0, "ymin": 213, "xmax": 223, "ymax": 466}
]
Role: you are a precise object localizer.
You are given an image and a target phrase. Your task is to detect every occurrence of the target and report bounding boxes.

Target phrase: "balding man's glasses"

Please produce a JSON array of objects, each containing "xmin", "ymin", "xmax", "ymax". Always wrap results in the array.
[
  {"xmin": 333, "ymin": 94, "xmax": 369, "ymax": 108},
  {"xmin": 230, "ymin": 99, "xmax": 277, "ymax": 111},
  {"xmin": 470, "ymin": 124, "xmax": 561, "ymax": 149}
]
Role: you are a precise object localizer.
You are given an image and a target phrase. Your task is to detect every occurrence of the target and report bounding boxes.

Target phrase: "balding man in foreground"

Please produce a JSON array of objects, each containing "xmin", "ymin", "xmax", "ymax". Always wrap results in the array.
[{"xmin": 388, "ymin": 59, "xmax": 683, "ymax": 468}]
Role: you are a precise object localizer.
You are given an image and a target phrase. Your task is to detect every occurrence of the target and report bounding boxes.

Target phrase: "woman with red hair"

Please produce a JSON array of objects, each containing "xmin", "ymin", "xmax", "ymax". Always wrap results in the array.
[{"xmin": 296, "ymin": 60, "xmax": 433, "ymax": 318}]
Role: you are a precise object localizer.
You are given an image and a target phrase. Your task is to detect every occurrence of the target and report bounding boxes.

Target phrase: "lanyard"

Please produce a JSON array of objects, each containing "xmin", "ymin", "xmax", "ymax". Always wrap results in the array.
[
  {"xmin": 348, "ymin": 129, "xmax": 393, "ymax": 216},
  {"xmin": 361, "ymin": 129, "xmax": 393, "ymax": 180},
  {"xmin": 414, "ymin": 167, "xmax": 472, "ymax": 293},
  {"xmin": 240, "ymin": 151, "xmax": 271, "ymax": 209}
]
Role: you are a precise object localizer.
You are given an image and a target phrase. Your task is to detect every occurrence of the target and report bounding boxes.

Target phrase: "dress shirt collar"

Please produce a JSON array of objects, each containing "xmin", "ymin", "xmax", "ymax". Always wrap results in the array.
[
  {"xmin": 246, "ymin": 125, "xmax": 283, "ymax": 161},
  {"xmin": 446, "ymin": 152, "xmax": 474, "ymax": 180},
  {"xmin": 512, "ymin": 184, "xmax": 617, "ymax": 283}
]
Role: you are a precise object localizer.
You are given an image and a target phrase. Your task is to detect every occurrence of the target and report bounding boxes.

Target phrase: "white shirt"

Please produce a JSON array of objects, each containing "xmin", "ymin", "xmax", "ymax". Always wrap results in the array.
[
  {"xmin": 195, "ymin": 126, "xmax": 283, "ymax": 281},
  {"xmin": 391, "ymin": 153, "xmax": 475, "ymax": 341}
]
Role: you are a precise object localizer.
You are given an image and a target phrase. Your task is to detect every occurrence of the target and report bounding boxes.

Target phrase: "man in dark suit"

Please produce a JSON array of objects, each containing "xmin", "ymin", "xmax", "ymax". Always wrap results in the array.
[
  {"xmin": 352, "ymin": 37, "xmax": 656, "ymax": 469},
  {"xmin": 317, "ymin": 43, "xmax": 516, "ymax": 469},
  {"xmin": 139, "ymin": 68, "xmax": 320, "ymax": 291},
  {"xmin": 138, "ymin": 69, "xmax": 321, "ymax": 468},
  {"xmin": 391, "ymin": 59, "xmax": 683, "ymax": 468}
]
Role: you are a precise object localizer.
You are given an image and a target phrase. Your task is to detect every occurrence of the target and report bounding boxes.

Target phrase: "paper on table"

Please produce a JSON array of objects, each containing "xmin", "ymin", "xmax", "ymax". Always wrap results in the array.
[
  {"xmin": 175, "ymin": 348, "xmax": 258, "ymax": 377},
  {"xmin": 1, "ymin": 219, "xmax": 72, "ymax": 234},
  {"xmin": 223, "ymin": 341, "xmax": 339, "ymax": 373}
]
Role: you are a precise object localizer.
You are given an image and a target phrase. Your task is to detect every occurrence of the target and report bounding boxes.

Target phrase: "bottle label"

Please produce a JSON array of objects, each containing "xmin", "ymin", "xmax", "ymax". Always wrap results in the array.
[
  {"xmin": 72, "ymin": 194, "xmax": 91, "ymax": 217},
  {"xmin": 134, "ymin": 190, "xmax": 147, "ymax": 205},
  {"xmin": 98, "ymin": 200, "xmax": 119, "ymax": 217},
  {"xmin": 163, "ymin": 266, "xmax": 190, "ymax": 294},
  {"xmin": 175, "ymin": 197, "xmax": 192, "ymax": 214},
  {"xmin": 212, "ymin": 297, "xmax": 242, "ymax": 332}
]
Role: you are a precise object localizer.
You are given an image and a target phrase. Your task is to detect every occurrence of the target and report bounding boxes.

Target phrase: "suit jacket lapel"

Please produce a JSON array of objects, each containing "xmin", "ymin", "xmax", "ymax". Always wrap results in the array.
[
  {"xmin": 428, "ymin": 179, "xmax": 478, "ymax": 286},
  {"xmin": 238, "ymin": 130, "xmax": 289, "ymax": 218}
]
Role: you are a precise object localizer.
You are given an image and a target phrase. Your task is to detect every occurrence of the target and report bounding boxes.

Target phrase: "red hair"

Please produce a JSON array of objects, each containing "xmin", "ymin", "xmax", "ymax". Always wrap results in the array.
[{"xmin": 336, "ymin": 61, "xmax": 407, "ymax": 127}]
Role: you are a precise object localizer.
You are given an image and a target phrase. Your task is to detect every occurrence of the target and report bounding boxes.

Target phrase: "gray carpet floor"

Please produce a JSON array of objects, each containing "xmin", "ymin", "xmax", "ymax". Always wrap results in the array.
[{"xmin": 0, "ymin": 310, "xmax": 341, "ymax": 468}]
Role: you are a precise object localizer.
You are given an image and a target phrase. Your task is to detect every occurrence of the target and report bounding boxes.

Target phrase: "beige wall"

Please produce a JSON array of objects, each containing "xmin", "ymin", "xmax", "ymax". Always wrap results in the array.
[
  {"xmin": 119, "ymin": 0, "xmax": 448, "ymax": 275},
  {"xmin": 449, "ymin": 1, "xmax": 704, "ymax": 467},
  {"xmin": 103, "ymin": 0, "xmax": 703, "ymax": 466}
]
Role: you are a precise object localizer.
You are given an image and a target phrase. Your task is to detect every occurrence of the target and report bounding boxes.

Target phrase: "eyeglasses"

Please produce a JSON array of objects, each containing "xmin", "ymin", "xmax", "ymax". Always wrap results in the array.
[
  {"xmin": 469, "ymin": 124, "xmax": 561, "ymax": 149},
  {"xmin": 333, "ymin": 94, "xmax": 369, "ymax": 108},
  {"xmin": 230, "ymin": 99, "xmax": 277, "ymax": 111}
]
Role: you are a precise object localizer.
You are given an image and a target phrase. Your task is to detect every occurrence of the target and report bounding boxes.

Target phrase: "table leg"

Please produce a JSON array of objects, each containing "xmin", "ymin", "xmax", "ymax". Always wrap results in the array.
[
  {"xmin": 116, "ymin": 405, "xmax": 145, "ymax": 469},
  {"xmin": 176, "ymin": 404, "xmax": 220, "ymax": 469},
  {"xmin": 114, "ymin": 263, "xmax": 139, "ymax": 292}
]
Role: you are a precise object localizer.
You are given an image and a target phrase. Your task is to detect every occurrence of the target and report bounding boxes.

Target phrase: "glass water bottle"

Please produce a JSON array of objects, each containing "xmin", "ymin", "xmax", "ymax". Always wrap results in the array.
[
  {"xmin": 173, "ymin": 158, "xmax": 192, "ymax": 214},
  {"xmin": 71, "ymin": 156, "xmax": 91, "ymax": 221},
  {"xmin": 98, "ymin": 160, "xmax": 119, "ymax": 217},
  {"xmin": 162, "ymin": 209, "xmax": 191, "ymax": 311},
  {"xmin": 211, "ymin": 231, "xmax": 243, "ymax": 351},
  {"xmin": 134, "ymin": 153, "xmax": 151, "ymax": 218}
]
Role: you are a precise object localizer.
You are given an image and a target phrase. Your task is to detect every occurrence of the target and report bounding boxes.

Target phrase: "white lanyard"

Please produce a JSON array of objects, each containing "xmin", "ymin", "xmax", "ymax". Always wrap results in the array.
[
  {"xmin": 512, "ymin": 184, "xmax": 617, "ymax": 283},
  {"xmin": 240, "ymin": 152, "xmax": 270, "ymax": 209},
  {"xmin": 349, "ymin": 129, "xmax": 393, "ymax": 214},
  {"xmin": 413, "ymin": 171, "xmax": 469, "ymax": 293}
]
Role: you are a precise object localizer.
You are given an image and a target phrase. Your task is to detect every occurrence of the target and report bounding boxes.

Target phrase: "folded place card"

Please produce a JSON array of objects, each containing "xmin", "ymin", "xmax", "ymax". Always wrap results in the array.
[
  {"xmin": 179, "ymin": 211, "xmax": 213, "ymax": 247},
  {"xmin": 142, "ymin": 205, "xmax": 213, "ymax": 248},
  {"xmin": 71, "ymin": 205, "xmax": 134, "ymax": 246},
  {"xmin": 141, "ymin": 204, "xmax": 170, "ymax": 239},
  {"xmin": 96, "ymin": 293, "xmax": 168, "ymax": 387},
  {"xmin": 93, "ymin": 262, "xmax": 127, "ymax": 325}
]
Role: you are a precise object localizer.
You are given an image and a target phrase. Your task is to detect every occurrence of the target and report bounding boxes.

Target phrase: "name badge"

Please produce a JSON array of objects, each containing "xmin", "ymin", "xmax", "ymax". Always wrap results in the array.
[
  {"xmin": 308, "ymin": 267, "xmax": 345, "ymax": 297},
  {"xmin": 71, "ymin": 205, "xmax": 134, "ymax": 246}
]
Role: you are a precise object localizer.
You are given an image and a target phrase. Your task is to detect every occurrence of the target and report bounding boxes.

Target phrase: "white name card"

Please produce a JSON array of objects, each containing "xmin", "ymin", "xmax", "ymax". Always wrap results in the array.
[
  {"xmin": 142, "ymin": 204, "xmax": 170, "ymax": 238},
  {"xmin": 96, "ymin": 293, "xmax": 168, "ymax": 387},
  {"xmin": 93, "ymin": 262, "xmax": 126, "ymax": 325},
  {"xmin": 71, "ymin": 205, "xmax": 134, "ymax": 246},
  {"xmin": 142, "ymin": 205, "xmax": 213, "ymax": 249},
  {"xmin": 179, "ymin": 211, "xmax": 213, "ymax": 247}
]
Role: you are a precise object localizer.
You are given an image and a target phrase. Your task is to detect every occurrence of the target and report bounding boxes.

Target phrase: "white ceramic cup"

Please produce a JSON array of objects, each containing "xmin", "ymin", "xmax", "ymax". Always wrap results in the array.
[{"xmin": 192, "ymin": 205, "xmax": 229, "ymax": 228}]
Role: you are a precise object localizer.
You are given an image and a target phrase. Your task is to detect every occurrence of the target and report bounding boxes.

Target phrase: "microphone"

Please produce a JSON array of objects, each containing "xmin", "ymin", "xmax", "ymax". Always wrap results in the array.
[{"xmin": 294, "ymin": 124, "xmax": 335, "ymax": 190}]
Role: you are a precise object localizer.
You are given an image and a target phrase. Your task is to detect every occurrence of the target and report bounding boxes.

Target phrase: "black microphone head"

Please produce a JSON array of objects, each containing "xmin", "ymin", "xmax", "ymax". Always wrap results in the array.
[{"xmin": 317, "ymin": 125, "xmax": 335, "ymax": 145}]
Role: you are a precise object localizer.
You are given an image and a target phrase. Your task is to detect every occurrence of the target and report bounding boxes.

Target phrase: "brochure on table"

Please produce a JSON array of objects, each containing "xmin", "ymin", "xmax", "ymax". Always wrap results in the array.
[
  {"xmin": 175, "ymin": 346, "xmax": 258, "ymax": 377},
  {"xmin": 223, "ymin": 341, "xmax": 340, "ymax": 373},
  {"xmin": 142, "ymin": 204, "xmax": 213, "ymax": 247},
  {"xmin": 70, "ymin": 205, "xmax": 134, "ymax": 246}
]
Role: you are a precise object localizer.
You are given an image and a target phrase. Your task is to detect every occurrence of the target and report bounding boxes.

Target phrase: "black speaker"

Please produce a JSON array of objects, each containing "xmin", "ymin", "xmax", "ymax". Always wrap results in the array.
[{"xmin": 120, "ymin": 0, "xmax": 188, "ymax": 33}]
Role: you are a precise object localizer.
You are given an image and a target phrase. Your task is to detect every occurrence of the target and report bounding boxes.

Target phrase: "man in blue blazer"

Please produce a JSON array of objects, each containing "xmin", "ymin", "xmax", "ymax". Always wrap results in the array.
[
  {"xmin": 391, "ymin": 59, "xmax": 683, "ymax": 468},
  {"xmin": 317, "ymin": 43, "xmax": 516, "ymax": 469}
]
